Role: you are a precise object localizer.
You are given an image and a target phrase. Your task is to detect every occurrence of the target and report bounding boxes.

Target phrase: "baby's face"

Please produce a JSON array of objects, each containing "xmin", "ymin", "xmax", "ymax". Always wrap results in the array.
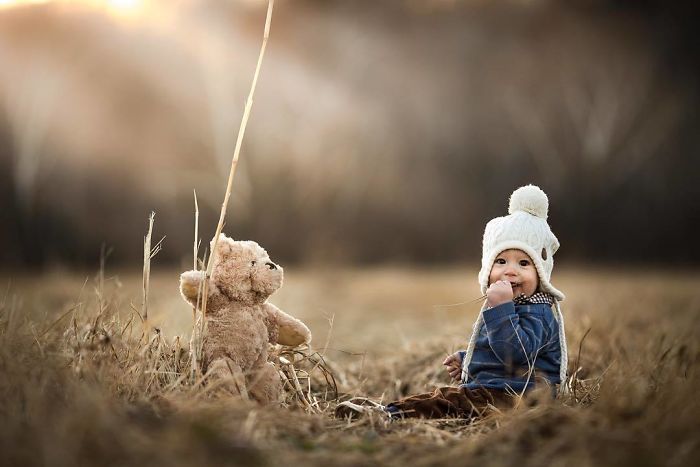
[{"xmin": 489, "ymin": 249, "xmax": 539, "ymax": 298}]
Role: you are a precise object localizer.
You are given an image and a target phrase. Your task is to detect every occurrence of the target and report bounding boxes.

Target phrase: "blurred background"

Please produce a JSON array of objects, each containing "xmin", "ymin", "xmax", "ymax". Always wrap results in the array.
[{"xmin": 0, "ymin": 0, "xmax": 698, "ymax": 270}]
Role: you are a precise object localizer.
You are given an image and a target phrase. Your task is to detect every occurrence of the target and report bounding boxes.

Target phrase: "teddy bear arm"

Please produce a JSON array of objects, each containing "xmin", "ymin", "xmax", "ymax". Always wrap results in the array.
[
  {"xmin": 180, "ymin": 270, "xmax": 206, "ymax": 306},
  {"xmin": 264, "ymin": 303, "xmax": 311, "ymax": 347}
]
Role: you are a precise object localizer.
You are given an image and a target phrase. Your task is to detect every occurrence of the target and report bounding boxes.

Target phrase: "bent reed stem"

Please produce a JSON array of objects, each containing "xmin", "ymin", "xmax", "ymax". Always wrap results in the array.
[{"xmin": 198, "ymin": 0, "xmax": 275, "ymax": 321}]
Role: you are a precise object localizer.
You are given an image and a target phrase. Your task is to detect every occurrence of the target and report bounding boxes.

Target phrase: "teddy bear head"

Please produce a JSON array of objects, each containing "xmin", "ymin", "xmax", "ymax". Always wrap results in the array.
[{"xmin": 209, "ymin": 234, "xmax": 283, "ymax": 305}]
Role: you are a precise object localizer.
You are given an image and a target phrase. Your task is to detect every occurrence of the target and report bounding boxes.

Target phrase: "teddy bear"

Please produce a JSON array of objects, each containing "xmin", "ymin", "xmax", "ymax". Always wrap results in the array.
[{"xmin": 179, "ymin": 233, "xmax": 312, "ymax": 404}]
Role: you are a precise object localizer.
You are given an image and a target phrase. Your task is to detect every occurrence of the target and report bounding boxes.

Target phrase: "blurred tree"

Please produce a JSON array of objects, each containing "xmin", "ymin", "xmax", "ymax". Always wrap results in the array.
[{"xmin": 0, "ymin": 0, "xmax": 697, "ymax": 268}]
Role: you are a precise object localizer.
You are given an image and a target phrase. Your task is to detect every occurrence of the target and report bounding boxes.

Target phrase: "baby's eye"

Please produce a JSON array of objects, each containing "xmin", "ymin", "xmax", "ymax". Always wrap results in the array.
[
  {"xmin": 519, "ymin": 260, "xmax": 531, "ymax": 267},
  {"xmin": 495, "ymin": 258, "xmax": 506, "ymax": 265}
]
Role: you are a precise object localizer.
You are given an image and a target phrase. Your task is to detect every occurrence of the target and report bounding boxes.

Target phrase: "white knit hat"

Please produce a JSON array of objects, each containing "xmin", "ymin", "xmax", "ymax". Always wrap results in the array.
[
  {"xmin": 478, "ymin": 184, "xmax": 565, "ymax": 301},
  {"xmin": 462, "ymin": 184, "xmax": 569, "ymax": 393}
]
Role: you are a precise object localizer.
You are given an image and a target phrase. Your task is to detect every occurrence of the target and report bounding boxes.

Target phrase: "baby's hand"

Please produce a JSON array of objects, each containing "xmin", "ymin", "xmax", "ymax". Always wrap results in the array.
[
  {"xmin": 487, "ymin": 280, "xmax": 514, "ymax": 307},
  {"xmin": 442, "ymin": 352, "xmax": 463, "ymax": 382}
]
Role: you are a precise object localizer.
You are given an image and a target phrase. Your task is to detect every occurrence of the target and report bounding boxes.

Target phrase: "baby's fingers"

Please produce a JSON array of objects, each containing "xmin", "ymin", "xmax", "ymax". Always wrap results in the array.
[{"xmin": 442, "ymin": 355, "xmax": 456, "ymax": 365}]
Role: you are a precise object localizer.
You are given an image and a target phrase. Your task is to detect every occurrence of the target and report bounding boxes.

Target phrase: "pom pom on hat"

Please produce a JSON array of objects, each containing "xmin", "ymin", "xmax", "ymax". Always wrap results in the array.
[{"xmin": 508, "ymin": 184, "xmax": 549, "ymax": 219}]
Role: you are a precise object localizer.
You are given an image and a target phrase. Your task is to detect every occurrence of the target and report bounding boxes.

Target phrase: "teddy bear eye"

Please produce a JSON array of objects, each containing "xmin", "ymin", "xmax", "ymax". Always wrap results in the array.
[{"xmin": 251, "ymin": 261, "xmax": 256, "ymax": 266}]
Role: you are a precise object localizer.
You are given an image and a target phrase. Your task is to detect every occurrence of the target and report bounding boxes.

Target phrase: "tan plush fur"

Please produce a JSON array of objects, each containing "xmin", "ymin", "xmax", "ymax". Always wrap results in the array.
[{"xmin": 179, "ymin": 234, "xmax": 312, "ymax": 404}]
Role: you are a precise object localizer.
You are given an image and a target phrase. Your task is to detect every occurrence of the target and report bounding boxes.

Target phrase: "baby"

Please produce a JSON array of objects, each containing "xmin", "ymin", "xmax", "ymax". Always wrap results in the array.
[{"xmin": 336, "ymin": 185, "xmax": 568, "ymax": 420}]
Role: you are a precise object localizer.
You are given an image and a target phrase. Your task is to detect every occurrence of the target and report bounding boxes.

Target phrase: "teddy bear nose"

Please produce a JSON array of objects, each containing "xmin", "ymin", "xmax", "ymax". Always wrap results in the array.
[{"xmin": 266, "ymin": 262, "xmax": 277, "ymax": 270}]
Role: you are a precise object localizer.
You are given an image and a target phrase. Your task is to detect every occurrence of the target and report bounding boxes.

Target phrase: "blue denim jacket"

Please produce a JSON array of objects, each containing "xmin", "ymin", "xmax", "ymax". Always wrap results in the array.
[{"xmin": 459, "ymin": 301, "xmax": 561, "ymax": 393}]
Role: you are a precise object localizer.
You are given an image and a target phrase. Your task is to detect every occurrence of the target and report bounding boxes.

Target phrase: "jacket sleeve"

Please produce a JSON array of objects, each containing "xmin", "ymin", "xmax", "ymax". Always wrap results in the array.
[
  {"xmin": 458, "ymin": 350, "xmax": 466, "ymax": 363},
  {"xmin": 481, "ymin": 301, "xmax": 550, "ymax": 366}
]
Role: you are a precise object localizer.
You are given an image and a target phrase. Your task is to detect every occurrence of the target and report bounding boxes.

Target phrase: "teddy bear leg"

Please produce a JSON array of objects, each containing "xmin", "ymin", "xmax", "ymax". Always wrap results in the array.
[
  {"xmin": 247, "ymin": 362, "xmax": 282, "ymax": 405},
  {"xmin": 205, "ymin": 357, "xmax": 249, "ymax": 399}
]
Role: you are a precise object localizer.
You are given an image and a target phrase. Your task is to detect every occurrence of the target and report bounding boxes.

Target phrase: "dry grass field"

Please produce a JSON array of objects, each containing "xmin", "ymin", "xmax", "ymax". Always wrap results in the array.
[{"xmin": 1, "ymin": 266, "xmax": 698, "ymax": 466}]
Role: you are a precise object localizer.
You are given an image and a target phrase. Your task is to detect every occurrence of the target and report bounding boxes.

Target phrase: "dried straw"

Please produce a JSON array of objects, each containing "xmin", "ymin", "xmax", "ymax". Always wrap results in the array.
[
  {"xmin": 141, "ymin": 212, "xmax": 164, "ymax": 322},
  {"xmin": 142, "ymin": 212, "xmax": 154, "ymax": 321},
  {"xmin": 276, "ymin": 347, "xmax": 339, "ymax": 413},
  {"xmin": 200, "ymin": 0, "xmax": 275, "ymax": 320}
]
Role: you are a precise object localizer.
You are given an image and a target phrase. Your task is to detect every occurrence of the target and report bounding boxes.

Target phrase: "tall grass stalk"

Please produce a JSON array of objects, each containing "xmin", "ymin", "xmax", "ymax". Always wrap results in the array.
[
  {"xmin": 142, "ymin": 212, "xmax": 164, "ymax": 322},
  {"xmin": 191, "ymin": 190, "xmax": 203, "ymax": 380},
  {"xmin": 192, "ymin": 190, "xmax": 200, "ymax": 322},
  {"xmin": 142, "ymin": 212, "xmax": 154, "ymax": 321},
  {"xmin": 199, "ymin": 0, "xmax": 275, "ymax": 320},
  {"xmin": 193, "ymin": 190, "xmax": 200, "ymax": 272}
]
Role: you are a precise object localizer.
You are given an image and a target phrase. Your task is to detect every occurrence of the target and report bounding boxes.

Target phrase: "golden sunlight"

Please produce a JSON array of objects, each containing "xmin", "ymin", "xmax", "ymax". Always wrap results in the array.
[
  {"xmin": 0, "ymin": 0, "xmax": 51, "ymax": 8},
  {"xmin": 0, "ymin": 0, "xmax": 147, "ymax": 19},
  {"xmin": 104, "ymin": 0, "xmax": 143, "ymax": 15}
]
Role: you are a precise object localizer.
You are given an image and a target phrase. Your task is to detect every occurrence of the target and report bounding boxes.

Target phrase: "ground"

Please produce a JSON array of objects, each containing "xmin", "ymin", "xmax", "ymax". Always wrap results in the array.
[{"xmin": 1, "ymin": 266, "xmax": 698, "ymax": 466}]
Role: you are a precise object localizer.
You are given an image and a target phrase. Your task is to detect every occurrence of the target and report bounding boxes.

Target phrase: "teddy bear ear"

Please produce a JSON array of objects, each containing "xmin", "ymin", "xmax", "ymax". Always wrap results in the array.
[{"xmin": 210, "ymin": 233, "xmax": 235, "ymax": 255}]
